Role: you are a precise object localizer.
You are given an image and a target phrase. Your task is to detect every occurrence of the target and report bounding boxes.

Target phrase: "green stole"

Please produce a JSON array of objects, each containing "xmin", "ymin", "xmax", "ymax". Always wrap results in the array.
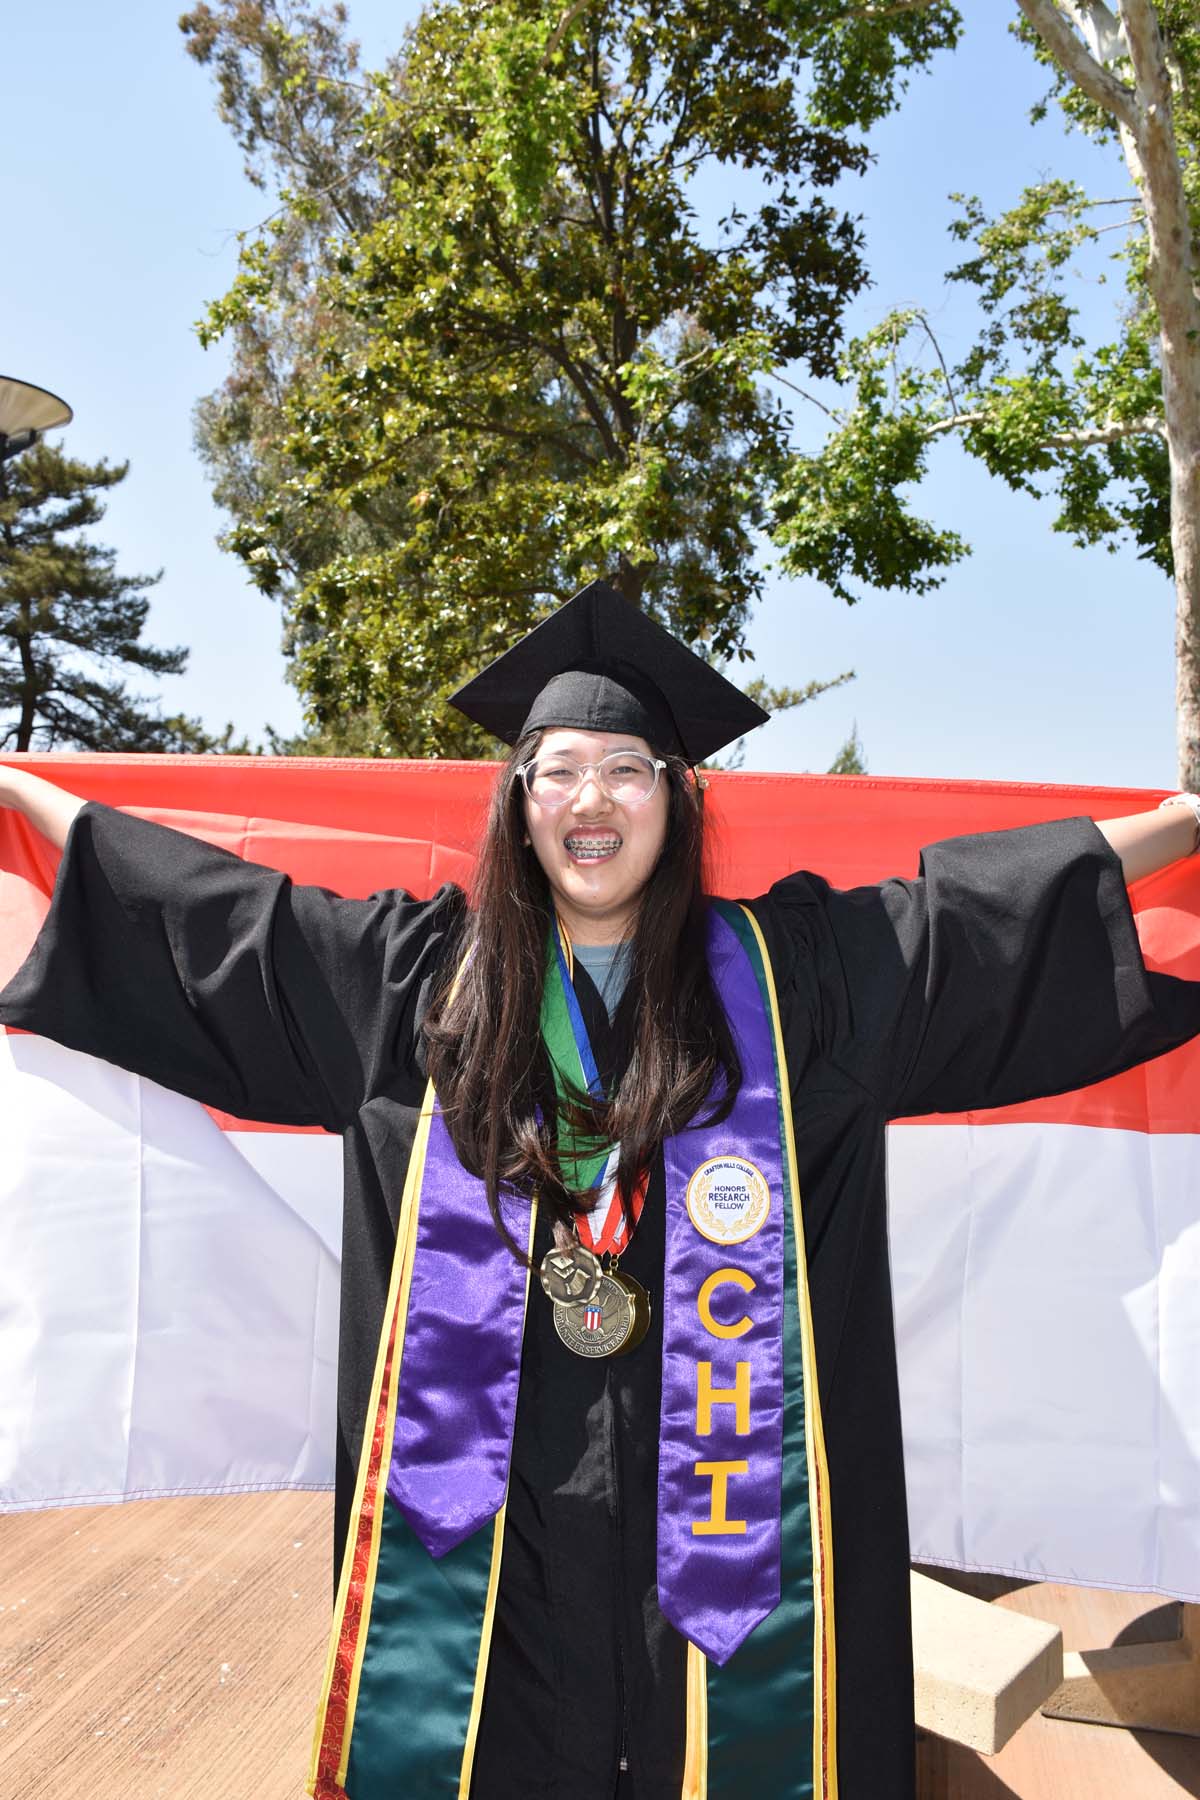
[{"xmin": 306, "ymin": 901, "xmax": 836, "ymax": 1799}]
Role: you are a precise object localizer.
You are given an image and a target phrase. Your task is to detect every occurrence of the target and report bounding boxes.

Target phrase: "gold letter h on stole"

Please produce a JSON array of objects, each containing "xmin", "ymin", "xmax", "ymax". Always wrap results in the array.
[{"xmin": 693, "ymin": 1268, "xmax": 754, "ymax": 1536}]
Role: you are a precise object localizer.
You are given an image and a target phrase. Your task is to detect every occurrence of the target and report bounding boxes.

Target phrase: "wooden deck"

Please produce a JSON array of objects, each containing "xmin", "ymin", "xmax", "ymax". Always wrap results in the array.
[{"xmin": 0, "ymin": 1491, "xmax": 1196, "ymax": 1797}]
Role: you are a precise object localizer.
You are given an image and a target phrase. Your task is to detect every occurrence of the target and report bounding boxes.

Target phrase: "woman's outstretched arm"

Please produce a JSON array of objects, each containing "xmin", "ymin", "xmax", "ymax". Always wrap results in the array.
[
  {"xmin": 0, "ymin": 766, "xmax": 86, "ymax": 849},
  {"xmin": 0, "ymin": 768, "xmax": 465, "ymax": 1129},
  {"xmin": 1096, "ymin": 801, "xmax": 1198, "ymax": 885}
]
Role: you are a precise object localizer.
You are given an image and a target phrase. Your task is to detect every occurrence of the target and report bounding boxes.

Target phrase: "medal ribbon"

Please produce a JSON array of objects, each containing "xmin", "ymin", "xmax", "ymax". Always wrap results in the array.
[{"xmin": 541, "ymin": 920, "xmax": 646, "ymax": 1255}]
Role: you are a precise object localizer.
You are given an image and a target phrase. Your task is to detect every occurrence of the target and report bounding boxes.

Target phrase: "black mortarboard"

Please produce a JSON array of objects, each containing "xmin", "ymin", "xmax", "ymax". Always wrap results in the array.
[{"xmin": 448, "ymin": 580, "xmax": 770, "ymax": 764}]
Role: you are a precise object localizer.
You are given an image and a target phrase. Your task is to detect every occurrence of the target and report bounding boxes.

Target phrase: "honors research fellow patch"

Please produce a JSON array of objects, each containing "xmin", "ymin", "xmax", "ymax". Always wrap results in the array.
[{"xmin": 685, "ymin": 1155, "xmax": 771, "ymax": 1246}]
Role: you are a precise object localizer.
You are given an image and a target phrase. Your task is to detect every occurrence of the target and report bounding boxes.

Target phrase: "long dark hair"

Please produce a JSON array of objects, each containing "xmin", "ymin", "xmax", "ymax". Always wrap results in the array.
[{"xmin": 423, "ymin": 730, "xmax": 742, "ymax": 1256}]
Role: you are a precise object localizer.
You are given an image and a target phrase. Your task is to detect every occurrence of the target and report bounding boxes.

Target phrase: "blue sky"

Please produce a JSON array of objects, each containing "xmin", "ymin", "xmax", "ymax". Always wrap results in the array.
[{"xmin": 3, "ymin": 2, "xmax": 1176, "ymax": 788}]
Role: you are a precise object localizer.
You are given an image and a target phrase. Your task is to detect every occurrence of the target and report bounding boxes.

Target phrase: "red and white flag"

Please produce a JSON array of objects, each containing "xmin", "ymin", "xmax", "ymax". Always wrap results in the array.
[{"xmin": 1, "ymin": 755, "xmax": 1197, "ymax": 1605}]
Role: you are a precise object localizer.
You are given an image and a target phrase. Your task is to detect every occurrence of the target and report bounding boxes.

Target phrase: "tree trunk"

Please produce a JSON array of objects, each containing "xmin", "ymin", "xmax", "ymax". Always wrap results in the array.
[
  {"xmin": 1114, "ymin": 0, "xmax": 1200, "ymax": 787},
  {"xmin": 0, "ymin": 461, "xmax": 36, "ymax": 751},
  {"xmin": 1171, "ymin": 422, "xmax": 1200, "ymax": 790},
  {"xmin": 1017, "ymin": 0, "xmax": 1200, "ymax": 785},
  {"xmin": 15, "ymin": 597, "xmax": 37, "ymax": 752},
  {"xmin": 614, "ymin": 553, "xmax": 649, "ymax": 605}
]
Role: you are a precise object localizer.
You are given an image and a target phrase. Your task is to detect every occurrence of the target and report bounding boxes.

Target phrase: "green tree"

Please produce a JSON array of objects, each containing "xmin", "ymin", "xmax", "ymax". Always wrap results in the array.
[
  {"xmin": 772, "ymin": 0, "xmax": 1200, "ymax": 782},
  {"xmin": 0, "ymin": 441, "xmax": 249, "ymax": 752},
  {"xmin": 827, "ymin": 722, "xmax": 867, "ymax": 774},
  {"xmin": 185, "ymin": 0, "xmax": 959, "ymax": 756}
]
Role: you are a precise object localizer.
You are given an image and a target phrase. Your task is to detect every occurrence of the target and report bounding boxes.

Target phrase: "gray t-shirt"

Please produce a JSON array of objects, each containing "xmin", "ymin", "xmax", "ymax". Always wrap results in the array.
[{"xmin": 573, "ymin": 940, "xmax": 633, "ymax": 1021}]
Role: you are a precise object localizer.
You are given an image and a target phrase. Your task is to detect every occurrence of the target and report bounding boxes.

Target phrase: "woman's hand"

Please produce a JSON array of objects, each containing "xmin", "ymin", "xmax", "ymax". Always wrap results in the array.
[
  {"xmin": 0, "ymin": 766, "xmax": 87, "ymax": 850},
  {"xmin": 1096, "ymin": 800, "xmax": 1198, "ymax": 886}
]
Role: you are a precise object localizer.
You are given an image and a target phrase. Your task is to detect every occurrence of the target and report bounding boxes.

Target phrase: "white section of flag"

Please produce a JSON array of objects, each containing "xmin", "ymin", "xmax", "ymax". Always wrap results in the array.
[
  {"xmin": 888, "ymin": 1121, "xmax": 1200, "ymax": 1601},
  {"xmin": 0, "ymin": 1033, "xmax": 341, "ymax": 1509},
  {"xmin": 2, "ymin": 1031, "xmax": 1198, "ymax": 1603}
]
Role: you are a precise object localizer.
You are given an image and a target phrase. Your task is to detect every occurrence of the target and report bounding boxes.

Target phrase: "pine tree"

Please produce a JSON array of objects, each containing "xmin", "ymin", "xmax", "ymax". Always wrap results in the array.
[
  {"xmin": 0, "ymin": 442, "xmax": 248, "ymax": 752},
  {"xmin": 827, "ymin": 724, "xmax": 867, "ymax": 774}
]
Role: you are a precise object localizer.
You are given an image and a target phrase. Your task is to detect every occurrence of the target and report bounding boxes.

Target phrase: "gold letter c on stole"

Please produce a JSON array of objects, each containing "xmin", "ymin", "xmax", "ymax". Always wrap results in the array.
[{"xmin": 697, "ymin": 1267, "xmax": 755, "ymax": 1339}]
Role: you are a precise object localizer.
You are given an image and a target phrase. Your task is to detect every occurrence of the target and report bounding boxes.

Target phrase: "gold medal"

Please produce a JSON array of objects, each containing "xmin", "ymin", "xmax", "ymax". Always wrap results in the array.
[
  {"xmin": 539, "ymin": 1234, "xmax": 603, "ymax": 1307},
  {"xmin": 552, "ymin": 1265, "xmax": 651, "ymax": 1359}
]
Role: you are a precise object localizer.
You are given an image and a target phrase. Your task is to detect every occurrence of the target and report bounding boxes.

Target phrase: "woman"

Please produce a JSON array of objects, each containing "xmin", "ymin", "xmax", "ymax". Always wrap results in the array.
[{"xmin": 2, "ymin": 580, "xmax": 1199, "ymax": 1800}]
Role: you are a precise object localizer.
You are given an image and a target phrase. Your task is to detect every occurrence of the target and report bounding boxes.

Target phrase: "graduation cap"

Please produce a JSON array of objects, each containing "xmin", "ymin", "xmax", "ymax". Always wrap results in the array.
[{"xmin": 448, "ymin": 580, "xmax": 770, "ymax": 765}]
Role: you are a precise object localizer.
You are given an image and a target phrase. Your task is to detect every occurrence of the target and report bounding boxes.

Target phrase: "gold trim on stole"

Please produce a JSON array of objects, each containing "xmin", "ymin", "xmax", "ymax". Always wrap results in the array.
[
  {"xmin": 682, "ymin": 1640, "xmax": 709, "ymax": 1800},
  {"xmin": 307, "ymin": 1080, "xmax": 436, "ymax": 1792},
  {"xmin": 738, "ymin": 904, "xmax": 838, "ymax": 1800}
]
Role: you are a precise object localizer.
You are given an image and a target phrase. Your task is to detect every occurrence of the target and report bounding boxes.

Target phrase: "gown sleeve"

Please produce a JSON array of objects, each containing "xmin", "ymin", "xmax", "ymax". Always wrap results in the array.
[
  {"xmin": 0, "ymin": 800, "xmax": 466, "ymax": 1131},
  {"xmin": 759, "ymin": 814, "xmax": 1200, "ymax": 1120}
]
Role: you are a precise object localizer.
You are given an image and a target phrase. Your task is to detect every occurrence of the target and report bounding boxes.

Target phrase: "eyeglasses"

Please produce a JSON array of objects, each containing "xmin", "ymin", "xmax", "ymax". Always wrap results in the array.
[{"xmin": 518, "ymin": 750, "xmax": 667, "ymax": 809}]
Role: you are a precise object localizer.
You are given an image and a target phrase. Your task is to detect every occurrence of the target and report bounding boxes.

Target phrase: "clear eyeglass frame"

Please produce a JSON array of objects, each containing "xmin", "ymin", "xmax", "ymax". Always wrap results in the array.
[{"xmin": 517, "ymin": 750, "xmax": 668, "ymax": 809}]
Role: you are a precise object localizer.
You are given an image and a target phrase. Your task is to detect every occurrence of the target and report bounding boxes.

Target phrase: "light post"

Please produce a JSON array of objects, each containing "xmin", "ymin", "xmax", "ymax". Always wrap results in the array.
[{"xmin": 0, "ymin": 376, "xmax": 72, "ymax": 464}]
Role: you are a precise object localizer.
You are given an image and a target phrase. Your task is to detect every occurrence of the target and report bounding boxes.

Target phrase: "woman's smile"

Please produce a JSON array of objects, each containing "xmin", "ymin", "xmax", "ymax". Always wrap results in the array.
[{"xmin": 562, "ymin": 829, "xmax": 623, "ymax": 864}]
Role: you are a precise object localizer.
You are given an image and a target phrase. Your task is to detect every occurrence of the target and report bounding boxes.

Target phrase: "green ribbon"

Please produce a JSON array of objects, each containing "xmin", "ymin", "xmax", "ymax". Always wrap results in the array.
[{"xmin": 540, "ymin": 921, "xmax": 615, "ymax": 1194}]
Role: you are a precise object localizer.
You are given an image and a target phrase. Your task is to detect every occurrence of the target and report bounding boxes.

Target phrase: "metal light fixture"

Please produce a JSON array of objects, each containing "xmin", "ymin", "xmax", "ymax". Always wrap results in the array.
[{"xmin": 0, "ymin": 376, "xmax": 73, "ymax": 464}]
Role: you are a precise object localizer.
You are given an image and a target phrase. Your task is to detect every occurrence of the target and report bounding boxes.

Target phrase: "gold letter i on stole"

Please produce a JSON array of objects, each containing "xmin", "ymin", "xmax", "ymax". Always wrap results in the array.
[{"xmin": 692, "ymin": 1461, "xmax": 750, "ymax": 1536}]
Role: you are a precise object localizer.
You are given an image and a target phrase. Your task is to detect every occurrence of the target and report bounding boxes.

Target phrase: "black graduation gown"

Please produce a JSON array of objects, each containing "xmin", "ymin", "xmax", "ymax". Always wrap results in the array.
[{"xmin": 4, "ymin": 801, "xmax": 1200, "ymax": 1800}]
